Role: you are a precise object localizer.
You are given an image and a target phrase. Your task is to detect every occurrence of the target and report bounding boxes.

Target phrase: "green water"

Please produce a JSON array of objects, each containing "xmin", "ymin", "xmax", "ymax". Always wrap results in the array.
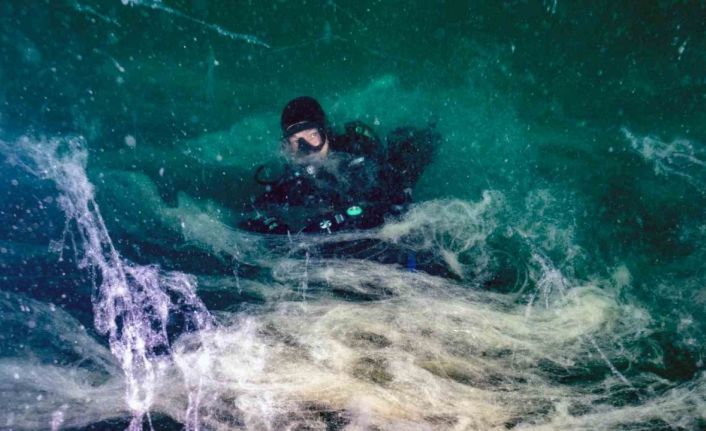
[{"xmin": 1, "ymin": 1, "xmax": 706, "ymax": 430}]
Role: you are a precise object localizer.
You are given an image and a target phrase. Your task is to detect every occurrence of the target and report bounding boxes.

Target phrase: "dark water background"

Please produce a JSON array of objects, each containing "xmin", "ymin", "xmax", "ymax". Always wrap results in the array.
[{"xmin": 1, "ymin": 1, "xmax": 706, "ymax": 430}]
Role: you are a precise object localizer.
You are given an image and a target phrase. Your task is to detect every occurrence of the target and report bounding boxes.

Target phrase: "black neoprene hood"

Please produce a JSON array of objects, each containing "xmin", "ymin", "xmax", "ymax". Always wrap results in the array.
[{"xmin": 280, "ymin": 96, "xmax": 327, "ymax": 137}]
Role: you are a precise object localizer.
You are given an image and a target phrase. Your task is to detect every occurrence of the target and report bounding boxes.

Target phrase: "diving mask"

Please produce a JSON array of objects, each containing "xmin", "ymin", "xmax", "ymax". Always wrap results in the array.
[{"xmin": 295, "ymin": 136, "xmax": 325, "ymax": 155}]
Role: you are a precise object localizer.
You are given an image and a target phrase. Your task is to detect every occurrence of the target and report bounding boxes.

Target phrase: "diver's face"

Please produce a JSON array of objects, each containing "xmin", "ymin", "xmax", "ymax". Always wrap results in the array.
[{"xmin": 286, "ymin": 128, "xmax": 329, "ymax": 159}]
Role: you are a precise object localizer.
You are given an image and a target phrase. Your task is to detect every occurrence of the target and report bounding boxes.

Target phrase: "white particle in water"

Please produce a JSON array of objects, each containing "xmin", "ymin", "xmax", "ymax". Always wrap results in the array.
[
  {"xmin": 11, "ymin": 179, "xmax": 18, "ymax": 186},
  {"xmin": 125, "ymin": 135, "xmax": 137, "ymax": 148},
  {"xmin": 678, "ymin": 41, "xmax": 687, "ymax": 56},
  {"xmin": 159, "ymin": 167, "xmax": 165, "ymax": 177}
]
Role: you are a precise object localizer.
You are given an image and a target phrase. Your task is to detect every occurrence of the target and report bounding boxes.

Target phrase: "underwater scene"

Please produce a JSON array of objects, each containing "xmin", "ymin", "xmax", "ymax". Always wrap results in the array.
[{"xmin": 1, "ymin": 1, "xmax": 706, "ymax": 430}]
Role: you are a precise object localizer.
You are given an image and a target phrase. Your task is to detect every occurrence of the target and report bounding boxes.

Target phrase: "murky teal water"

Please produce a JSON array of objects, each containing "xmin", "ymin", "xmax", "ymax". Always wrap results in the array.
[{"xmin": 1, "ymin": 1, "xmax": 705, "ymax": 430}]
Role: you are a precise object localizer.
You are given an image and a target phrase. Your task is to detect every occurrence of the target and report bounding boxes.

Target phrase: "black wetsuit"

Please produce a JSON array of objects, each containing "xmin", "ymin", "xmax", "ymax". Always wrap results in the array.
[{"xmin": 240, "ymin": 122, "xmax": 439, "ymax": 235}]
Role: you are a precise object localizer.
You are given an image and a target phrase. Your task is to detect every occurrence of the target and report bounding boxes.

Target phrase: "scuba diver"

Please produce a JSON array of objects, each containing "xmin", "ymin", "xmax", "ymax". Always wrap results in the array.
[{"xmin": 239, "ymin": 96, "xmax": 439, "ymax": 235}]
